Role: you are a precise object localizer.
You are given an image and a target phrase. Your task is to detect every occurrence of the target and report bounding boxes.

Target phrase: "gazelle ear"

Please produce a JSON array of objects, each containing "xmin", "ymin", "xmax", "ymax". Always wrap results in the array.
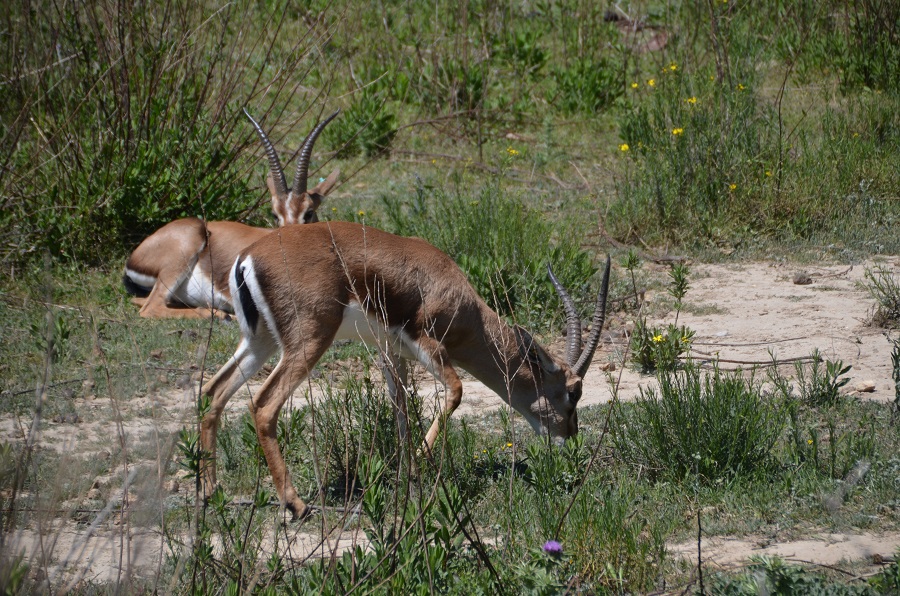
[
  {"xmin": 267, "ymin": 175, "xmax": 287, "ymax": 225},
  {"xmin": 308, "ymin": 169, "xmax": 340, "ymax": 198},
  {"xmin": 515, "ymin": 326, "xmax": 561, "ymax": 373}
]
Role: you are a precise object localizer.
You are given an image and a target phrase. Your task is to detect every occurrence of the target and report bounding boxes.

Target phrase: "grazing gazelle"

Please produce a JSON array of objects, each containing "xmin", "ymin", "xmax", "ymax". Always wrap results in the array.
[
  {"xmin": 123, "ymin": 109, "xmax": 340, "ymax": 319},
  {"xmin": 199, "ymin": 221, "xmax": 611, "ymax": 519}
]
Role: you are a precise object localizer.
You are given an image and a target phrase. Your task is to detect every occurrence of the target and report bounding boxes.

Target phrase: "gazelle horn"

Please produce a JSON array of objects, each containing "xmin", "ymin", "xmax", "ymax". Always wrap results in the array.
[
  {"xmin": 244, "ymin": 108, "xmax": 288, "ymax": 199},
  {"xmin": 548, "ymin": 265, "xmax": 582, "ymax": 367},
  {"xmin": 549, "ymin": 255, "xmax": 612, "ymax": 378},
  {"xmin": 291, "ymin": 110, "xmax": 340, "ymax": 196},
  {"xmin": 572, "ymin": 255, "xmax": 611, "ymax": 378}
]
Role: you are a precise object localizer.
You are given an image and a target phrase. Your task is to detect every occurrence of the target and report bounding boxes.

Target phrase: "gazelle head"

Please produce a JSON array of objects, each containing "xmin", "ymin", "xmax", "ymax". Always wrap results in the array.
[
  {"xmin": 513, "ymin": 256, "xmax": 611, "ymax": 442},
  {"xmin": 244, "ymin": 109, "xmax": 341, "ymax": 226}
]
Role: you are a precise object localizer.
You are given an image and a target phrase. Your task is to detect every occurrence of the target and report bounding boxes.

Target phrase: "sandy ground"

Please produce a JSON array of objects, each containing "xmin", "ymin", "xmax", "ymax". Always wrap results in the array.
[{"xmin": 3, "ymin": 259, "xmax": 899, "ymax": 587}]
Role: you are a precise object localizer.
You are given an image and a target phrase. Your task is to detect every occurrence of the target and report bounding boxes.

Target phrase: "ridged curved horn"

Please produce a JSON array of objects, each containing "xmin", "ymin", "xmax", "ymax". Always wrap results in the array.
[
  {"xmin": 572, "ymin": 255, "xmax": 612, "ymax": 379},
  {"xmin": 548, "ymin": 265, "xmax": 582, "ymax": 367},
  {"xmin": 244, "ymin": 108, "xmax": 288, "ymax": 199},
  {"xmin": 292, "ymin": 109, "xmax": 340, "ymax": 196}
]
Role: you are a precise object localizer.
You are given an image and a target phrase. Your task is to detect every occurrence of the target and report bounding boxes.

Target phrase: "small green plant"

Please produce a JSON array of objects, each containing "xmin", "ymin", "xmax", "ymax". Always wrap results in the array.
[
  {"xmin": 621, "ymin": 249, "xmax": 642, "ymax": 310},
  {"xmin": 864, "ymin": 265, "xmax": 900, "ymax": 328},
  {"xmin": 324, "ymin": 90, "xmax": 397, "ymax": 158},
  {"xmin": 551, "ymin": 57, "xmax": 623, "ymax": 114},
  {"xmin": 708, "ymin": 555, "xmax": 878, "ymax": 594},
  {"xmin": 522, "ymin": 434, "xmax": 589, "ymax": 495},
  {"xmin": 29, "ymin": 310, "xmax": 71, "ymax": 364},
  {"xmin": 613, "ymin": 362, "xmax": 783, "ymax": 483},
  {"xmin": 291, "ymin": 453, "xmax": 474, "ymax": 594},
  {"xmin": 631, "ymin": 262, "xmax": 694, "ymax": 372},
  {"xmin": 668, "ymin": 262, "xmax": 690, "ymax": 325},
  {"xmin": 507, "ymin": 541, "xmax": 567, "ymax": 596},
  {"xmin": 631, "ymin": 319, "xmax": 695, "ymax": 373},
  {"xmin": 794, "ymin": 349, "xmax": 851, "ymax": 406},
  {"xmin": 869, "ymin": 548, "xmax": 900, "ymax": 593}
]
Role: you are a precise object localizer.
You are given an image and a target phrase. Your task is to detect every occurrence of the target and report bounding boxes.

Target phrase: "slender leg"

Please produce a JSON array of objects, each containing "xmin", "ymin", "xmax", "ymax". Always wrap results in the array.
[
  {"xmin": 137, "ymin": 265, "xmax": 228, "ymax": 319},
  {"xmin": 199, "ymin": 335, "xmax": 277, "ymax": 497},
  {"xmin": 407, "ymin": 337, "xmax": 463, "ymax": 450},
  {"xmin": 251, "ymin": 338, "xmax": 333, "ymax": 520}
]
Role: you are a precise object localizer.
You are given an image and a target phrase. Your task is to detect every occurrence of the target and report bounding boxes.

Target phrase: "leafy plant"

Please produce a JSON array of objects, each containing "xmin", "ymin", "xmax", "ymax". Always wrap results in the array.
[
  {"xmin": 324, "ymin": 90, "xmax": 397, "ymax": 158},
  {"xmin": 708, "ymin": 555, "xmax": 876, "ymax": 595},
  {"xmin": 522, "ymin": 434, "xmax": 589, "ymax": 495},
  {"xmin": 551, "ymin": 58, "xmax": 623, "ymax": 115},
  {"xmin": 630, "ymin": 261, "xmax": 694, "ymax": 372},
  {"xmin": 794, "ymin": 349, "xmax": 852, "ymax": 407},
  {"xmin": 864, "ymin": 265, "xmax": 900, "ymax": 328},
  {"xmin": 613, "ymin": 362, "xmax": 783, "ymax": 483},
  {"xmin": 631, "ymin": 319, "xmax": 695, "ymax": 373}
]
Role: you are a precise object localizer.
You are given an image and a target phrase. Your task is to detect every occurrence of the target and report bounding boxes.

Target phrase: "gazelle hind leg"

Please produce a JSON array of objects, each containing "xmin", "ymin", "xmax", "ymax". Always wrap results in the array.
[
  {"xmin": 200, "ymin": 333, "xmax": 277, "ymax": 497},
  {"xmin": 251, "ymin": 338, "xmax": 335, "ymax": 520}
]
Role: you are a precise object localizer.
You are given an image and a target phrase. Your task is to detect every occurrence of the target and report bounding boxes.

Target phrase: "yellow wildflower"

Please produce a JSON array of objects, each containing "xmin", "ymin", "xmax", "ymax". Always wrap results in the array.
[
  {"xmin": 652, "ymin": 334, "xmax": 664, "ymax": 343},
  {"xmin": 507, "ymin": 442, "xmax": 513, "ymax": 448},
  {"xmin": 807, "ymin": 439, "xmax": 813, "ymax": 445},
  {"xmin": 619, "ymin": 143, "xmax": 630, "ymax": 152},
  {"xmin": 729, "ymin": 183, "xmax": 737, "ymax": 191},
  {"xmin": 669, "ymin": 63, "xmax": 678, "ymax": 72},
  {"xmin": 765, "ymin": 170, "xmax": 773, "ymax": 177},
  {"xmin": 507, "ymin": 147, "xmax": 519, "ymax": 156},
  {"xmin": 672, "ymin": 127, "xmax": 684, "ymax": 136},
  {"xmin": 358, "ymin": 210, "xmax": 366, "ymax": 217},
  {"xmin": 737, "ymin": 83, "xmax": 746, "ymax": 91},
  {"xmin": 685, "ymin": 96, "xmax": 698, "ymax": 105},
  {"xmin": 647, "ymin": 78, "xmax": 656, "ymax": 87},
  {"xmin": 631, "ymin": 82, "xmax": 639, "ymax": 89}
]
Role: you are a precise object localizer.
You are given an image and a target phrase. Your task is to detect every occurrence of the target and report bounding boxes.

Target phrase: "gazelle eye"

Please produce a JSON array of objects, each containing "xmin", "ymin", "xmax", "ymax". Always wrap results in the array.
[
  {"xmin": 567, "ymin": 390, "xmax": 580, "ymax": 403},
  {"xmin": 302, "ymin": 211, "xmax": 314, "ymax": 223}
]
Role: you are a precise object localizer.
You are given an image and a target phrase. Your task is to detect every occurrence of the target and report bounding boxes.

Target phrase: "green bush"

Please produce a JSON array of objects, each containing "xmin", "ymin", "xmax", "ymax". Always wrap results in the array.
[
  {"xmin": 0, "ymin": 0, "xmax": 321, "ymax": 265},
  {"xmin": 864, "ymin": 266, "xmax": 900, "ymax": 328},
  {"xmin": 323, "ymin": 90, "xmax": 397, "ymax": 158},
  {"xmin": 551, "ymin": 58, "xmax": 623, "ymax": 115},
  {"xmin": 613, "ymin": 362, "xmax": 784, "ymax": 483}
]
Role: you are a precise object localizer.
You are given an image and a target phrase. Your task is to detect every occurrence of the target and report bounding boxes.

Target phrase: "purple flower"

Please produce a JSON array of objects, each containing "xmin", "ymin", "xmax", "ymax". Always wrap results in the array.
[{"xmin": 542, "ymin": 540, "xmax": 563, "ymax": 556}]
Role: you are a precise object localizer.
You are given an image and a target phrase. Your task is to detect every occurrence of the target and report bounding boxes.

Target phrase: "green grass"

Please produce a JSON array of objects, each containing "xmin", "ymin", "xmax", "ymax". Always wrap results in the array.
[{"xmin": 3, "ymin": 0, "xmax": 900, "ymax": 592}]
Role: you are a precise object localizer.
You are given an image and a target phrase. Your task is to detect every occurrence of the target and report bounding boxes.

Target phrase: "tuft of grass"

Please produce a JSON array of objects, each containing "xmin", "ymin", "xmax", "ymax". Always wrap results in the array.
[
  {"xmin": 864, "ymin": 266, "xmax": 900, "ymax": 329},
  {"xmin": 613, "ymin": 362, "xmax": 784, "ymax": 483}
]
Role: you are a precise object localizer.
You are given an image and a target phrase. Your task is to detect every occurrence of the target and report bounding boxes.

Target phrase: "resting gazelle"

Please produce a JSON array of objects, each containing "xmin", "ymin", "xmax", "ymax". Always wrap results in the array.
[
  {"xmin": 200, "ymin": 221, "xmax": 611, "ymax": 519},
  {"xmin": 123, "ymin": 109, "xmax": 340, "ymax": 318}
]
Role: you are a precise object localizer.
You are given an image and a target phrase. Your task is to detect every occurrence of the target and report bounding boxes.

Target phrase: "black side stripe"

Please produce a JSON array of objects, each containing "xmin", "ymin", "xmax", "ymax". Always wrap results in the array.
[
  {"xmin": 122, "ymin": 273, "xmax": 151, "ymax": 298},
  {"xmin": 234, "ymin": 258, "xmax": 259, "ymax": 334}
]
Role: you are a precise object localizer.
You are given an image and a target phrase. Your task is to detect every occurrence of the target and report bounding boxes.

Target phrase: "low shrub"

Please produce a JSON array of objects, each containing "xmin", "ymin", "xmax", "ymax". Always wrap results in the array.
[{"xmin": 613, "ymin": 362, "xmax": 783, "ymax": 483}]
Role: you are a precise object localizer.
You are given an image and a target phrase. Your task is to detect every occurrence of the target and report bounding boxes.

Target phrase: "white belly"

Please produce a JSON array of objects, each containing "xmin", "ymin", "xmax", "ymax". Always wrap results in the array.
[
  {"xmin": 172, "ymin": 264, "xmax": 232, "ymax": 311},
  {"xmin": 335, "ymin": 302, "xmax": 417, "ymax": 360}
]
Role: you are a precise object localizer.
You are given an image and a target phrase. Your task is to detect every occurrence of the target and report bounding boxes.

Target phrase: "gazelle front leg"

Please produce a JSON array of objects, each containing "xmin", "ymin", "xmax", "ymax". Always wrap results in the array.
[{"xmin": 409, "ymin": 336, "xmax": 463, "ymax": 451}]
